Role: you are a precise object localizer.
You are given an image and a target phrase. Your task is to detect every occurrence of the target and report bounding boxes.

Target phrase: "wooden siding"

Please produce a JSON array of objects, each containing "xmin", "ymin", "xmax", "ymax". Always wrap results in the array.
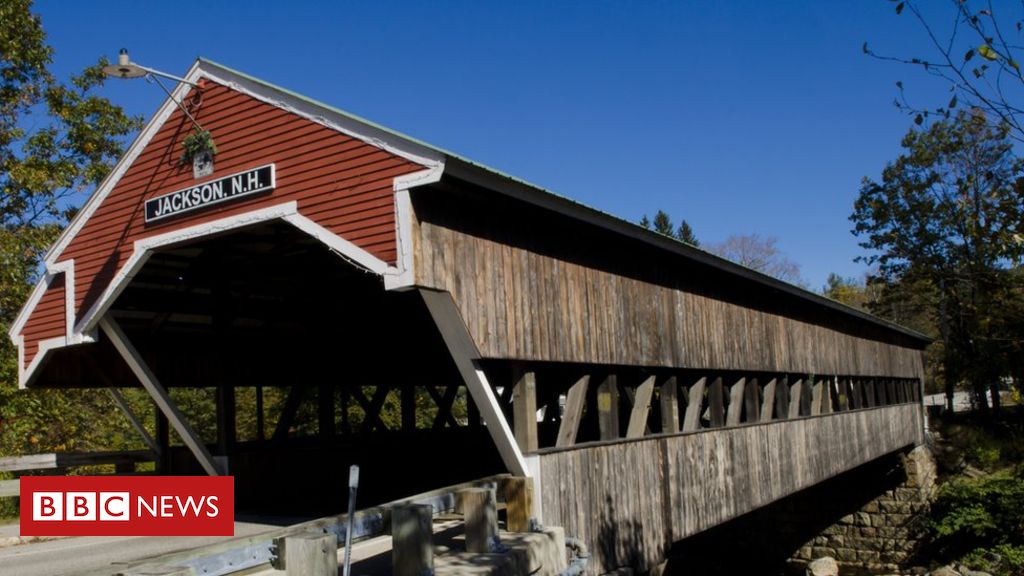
[
  {"xmin": 414, "ymin": 214, "xmax": 924, "ymax": 377},
  {"xmin": 59, "ymin": 81, "xmax": 423, "ymax": 320},
  {"xmin": 536, "ymin": 404, "xmax": 924, "ymax": 574},
  {"xmin": 16, "ymin": 81, "xmax": 425, "ymax": 374},
  {"xmin": 21, "ymin": 273, "xmax": 66, "ymax": 367}
]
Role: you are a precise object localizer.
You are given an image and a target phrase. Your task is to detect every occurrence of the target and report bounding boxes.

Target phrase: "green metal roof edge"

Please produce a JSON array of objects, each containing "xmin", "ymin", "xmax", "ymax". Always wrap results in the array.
[{"xmin": 195, "ymin": 58, "xmax": 932, "ymax": 345}]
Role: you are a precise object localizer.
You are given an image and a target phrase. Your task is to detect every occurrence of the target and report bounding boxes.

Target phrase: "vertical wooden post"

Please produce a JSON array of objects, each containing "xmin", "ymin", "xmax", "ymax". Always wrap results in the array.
[
  {"xmin": 876, "ymin": 379, "xmax": 888, "ymax": 406},
  {"xmin": 744, "ymin": 377, "xmax": 761, "ymax": 423},
  {"xmin": 283, "ymin": 533, "xmax": 337, "ymax": 576},
  {"xmin": 682, "ymin": 377, "xmax": 707, "ymax": 431},
  {"xmin": 775, "ymin": 376, "xmax": 790, "ymax": 420},
  {"xmin": 865, "ymin": 378, "xmax": 877, "ymax": 407},
  {"xmin": 597, "ymin": 375, "xmax": 620, "ymax": 440},
  {"xmin": 459, "ymin": 487, "xmax": 498, "ymax": 553},
  {"xmin": 849, "ymin": 379, "xmax": 862, "ymax": 409},
  {"xmin": 556, "ymin": 376, "xmax": 589, "ymax": 447},
  {"xmin": 500, "ymin": 476, "xmax": 534, "ymax": 533},
  {"xmin": 392, "ymin": 504, "xmax": 433, "ymax": 576},
  {"xmin": 626, "ymin": 376, "xmax": 656, "ymax": 438},
  {"xmin": 659, "ymin": 376, "xmax": 680, "ymax": 434},
  {"xmin": 709, "ymin": 377, "xmax": 725, "ymax": 428},
  {"xmin": 810, "ymin": 380, "xmax": 822, "ymax": 416},
  {"xmin": 760, "ymin": 378, "xmax": 777, "ymax": 422},
  {"xmin": 788, "ymin": 378, "xmax": 804, "ymax": 418},
  {"xmin": 837, "ymin": 378, "xmax": 850, "ymax": 411},
  {"xmin": 726, "ymin": 377, "xmax": 746, "ymax": 426},
  {"xmin": 512, "ymin": 371, "xmax": 538, "ymax": 453}
]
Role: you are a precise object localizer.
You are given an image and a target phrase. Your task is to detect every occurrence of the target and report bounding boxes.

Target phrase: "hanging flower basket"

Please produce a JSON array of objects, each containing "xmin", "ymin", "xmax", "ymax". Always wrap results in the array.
[{"xmin": 181, "ymin": 128, "xmax": 218, "ymax": 178}]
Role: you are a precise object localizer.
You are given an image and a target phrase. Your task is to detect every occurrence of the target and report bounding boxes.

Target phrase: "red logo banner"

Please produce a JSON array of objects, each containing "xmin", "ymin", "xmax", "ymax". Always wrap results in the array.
[{"xmin": 20, "ymin": 476, "xmax": 234, "ymax": 536}]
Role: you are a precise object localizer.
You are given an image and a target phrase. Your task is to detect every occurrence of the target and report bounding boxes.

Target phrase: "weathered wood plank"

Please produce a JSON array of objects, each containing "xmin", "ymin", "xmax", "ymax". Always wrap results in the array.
[
  {"xmin": 775, "ymin": 376, "xmax": 790, "ymax": 420},
  {"xmin": 626, "ymin": 376, "xmax": 656, "ymax": 438},
  {"xmin": 709, "ymin": 377, "xmax": 725, "ymax": 428},
  {"xmin": 682, "ymin": 377, "xmax": 706, "ymax": 432},
  {"xmin": 537, "ymin": 404, "xmax": 925, "ymax": 575},
  {"xmin": 760, "ymin": 378, "xmax": 777, "ymax": 422},
  {"xmin": 556, "ymin": 376, "xmax": 589, "ymax": 448},
  {"xmin": 660, "ymin": 376, "xmax": 680, "ymax": 434},
  {"xmin": 788, "ymin": 378, "xmax": 803, "ymax": 418},
  {"xmin": 727, "ymin": 377, "xmax": 746, "ymax": 426},
  {"xmin": 0, "ymin": 479, "xmax": 18, "ymax": 498},
  {"xmin": 414, "ymin": 211, "xmax": 928, "ymax": 378},
  {"xmin": 744, "ymin": 377, "xmax": 761, "ymax": 423},
  {"xmin": 597, "ymin": 375, "xmax": 619, "ymax": 440},
  {"xmin": 512, "ymin": 371, "xmax": 538, "ymax": 452}
]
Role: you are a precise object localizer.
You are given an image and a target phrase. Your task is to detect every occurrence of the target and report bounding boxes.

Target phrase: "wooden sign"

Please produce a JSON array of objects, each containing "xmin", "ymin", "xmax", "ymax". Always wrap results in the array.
[{"xmin": 145, "ymin": 164, "xmax": 275, "ymax": 223}]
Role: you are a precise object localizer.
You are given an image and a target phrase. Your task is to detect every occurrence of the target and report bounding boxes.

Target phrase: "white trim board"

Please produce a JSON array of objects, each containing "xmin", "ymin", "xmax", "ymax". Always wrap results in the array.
[
  {"xmin": 74, "ymin": 202, "xmax": 303, "ymax": 334},
  {"xmin": 196, "ymin": 63, "xmax": 444, "ymax": 170},
  {"xmin": 15, "ymin": 200, "xmax": 402, "ymax": 388},
  {"xmin": 419, "ymin": 288, "xmax": 529, "ymax": 477},
  {"xmin": 10, "ymin": 57, "xmax": 452, "ymax": 387},
  {"xmin": 385, "ymin": 165, "xmax": 444, "ymax": 291}
]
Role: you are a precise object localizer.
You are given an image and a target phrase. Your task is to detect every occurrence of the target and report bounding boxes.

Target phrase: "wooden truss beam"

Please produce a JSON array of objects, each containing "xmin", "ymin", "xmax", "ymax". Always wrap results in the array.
[
  {"xmin": 100, "ymin": 316, "xmax": 222, "ymax": 476},
  {"xmin": 107, "ymin": 388, "xmax": 160, "ymax": 455},
  {"xmin": 625, "ymin": 376, "xmax": 655, "ymax": 439},
  {"xmin": 556, "ymin": 376, "xmax": 589, "ymax": 447},
  {"xmin": 419, "ymin": 289, "xmax": 528, "ymax": 477},
  {"xmin": 682, "ymin": 377, "xmax": 707, "ymax": 432}
]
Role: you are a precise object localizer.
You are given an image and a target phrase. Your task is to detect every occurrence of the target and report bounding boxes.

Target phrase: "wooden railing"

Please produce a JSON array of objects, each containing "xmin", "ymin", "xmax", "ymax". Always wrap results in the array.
[
  {"xmin": 530, "ymin": 402, "xmax": 925, "ymax": 574},
  {"xmin": 0, "ymin": 449, "xmax": 156, "ymax": 498}
]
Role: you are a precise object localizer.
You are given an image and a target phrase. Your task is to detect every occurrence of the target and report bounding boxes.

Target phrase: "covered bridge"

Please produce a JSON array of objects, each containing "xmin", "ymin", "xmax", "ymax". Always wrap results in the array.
[{"xmin": 9, "ymin": 59, "xmax": 928, "ymax": 573}]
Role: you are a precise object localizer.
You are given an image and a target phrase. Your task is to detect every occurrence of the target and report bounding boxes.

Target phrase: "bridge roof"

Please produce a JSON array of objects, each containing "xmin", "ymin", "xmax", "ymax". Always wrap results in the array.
[
  {"xmin": 189, "ymin": 59, "xmax": 929, "ymax": 346},
  {"xmin": 10, "ymin": 58, "xmax": 930, "ymax": 388}
]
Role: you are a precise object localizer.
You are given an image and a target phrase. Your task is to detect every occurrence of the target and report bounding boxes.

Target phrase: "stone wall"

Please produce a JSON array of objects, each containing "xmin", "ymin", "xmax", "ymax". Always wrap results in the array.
[
  {"xmin": 790, "ymin": 445, "xmax": 938, "ymax": 573},
  {"xmin": 663, "ymin": 446, "xmax": 937, "ymax": 575}
]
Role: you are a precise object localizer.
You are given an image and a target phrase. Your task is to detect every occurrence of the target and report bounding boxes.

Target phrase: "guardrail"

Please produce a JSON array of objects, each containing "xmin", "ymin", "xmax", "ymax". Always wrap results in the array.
[
  {"xmin": 115, "ymin": 474, "xmax": 528, "ymax": 576},
  {"xmin": 0, "ymin": 450, "xmax": 157, "ymax": 501},
  {"xmin": 0, "ymin": 450, "xmax": 155, "ymax": 474}
]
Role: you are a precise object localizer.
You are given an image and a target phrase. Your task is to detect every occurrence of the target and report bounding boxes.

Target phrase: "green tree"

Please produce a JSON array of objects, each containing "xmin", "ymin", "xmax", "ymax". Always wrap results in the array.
[
  {"xmin": 851, "ymin": 110, "xmax": 1024, "ymax": 413},
  {"xmin": 0, "ymin": 0, "xmax": 142, "ymax": 463},
  {"xmin": 639, "ymin": 210, "xmax": 699, "ymax": 246},
  {"xmin": 653, "ymin": 210, "xmax": 674, "ymax": 237},
  {"xmin": 822, "ymin": 273, "xmax": 873, "ymax": 311},
  {"xmin": 677, "ymin": 219, "xmax": 699, "ymax": 247}
]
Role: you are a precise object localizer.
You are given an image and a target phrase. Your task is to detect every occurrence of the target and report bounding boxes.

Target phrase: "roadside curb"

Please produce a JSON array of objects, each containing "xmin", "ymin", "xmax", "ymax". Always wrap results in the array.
[{"xmin": 0, "ymin": 535, "xmax": 67, "ymax": 548}]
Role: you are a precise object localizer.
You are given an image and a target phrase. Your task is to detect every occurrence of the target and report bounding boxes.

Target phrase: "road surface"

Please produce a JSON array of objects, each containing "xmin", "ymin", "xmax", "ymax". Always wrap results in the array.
[{"xmin": 0, "ymin": 518, "xmax": 294, "ymax": 576}]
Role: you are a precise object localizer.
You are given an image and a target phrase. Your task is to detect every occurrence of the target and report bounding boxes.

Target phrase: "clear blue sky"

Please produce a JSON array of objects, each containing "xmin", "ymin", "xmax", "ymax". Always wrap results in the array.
[{"xmin": 35, "ymin": 1, "xmax": 953, "ymax": 291}]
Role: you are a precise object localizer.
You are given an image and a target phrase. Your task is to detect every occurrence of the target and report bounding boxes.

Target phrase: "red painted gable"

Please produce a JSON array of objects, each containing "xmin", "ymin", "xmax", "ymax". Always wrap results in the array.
[{"xmin": 16, "ymin": 78, "xmax": 427, "ymax": 377}]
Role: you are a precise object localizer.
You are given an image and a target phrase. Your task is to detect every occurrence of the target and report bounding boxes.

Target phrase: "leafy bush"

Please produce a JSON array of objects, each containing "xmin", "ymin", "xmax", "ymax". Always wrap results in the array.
[
  {"xmin": 961, "ymin": 544, "xmax": 1024, "ymax": 576},
  {"xmin": 931, "ymin": 470, "xmax": 1024, "ymax": 575}
]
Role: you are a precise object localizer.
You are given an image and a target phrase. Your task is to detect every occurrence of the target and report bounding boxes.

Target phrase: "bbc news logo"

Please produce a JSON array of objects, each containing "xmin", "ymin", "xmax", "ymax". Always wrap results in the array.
[{"xmin": 21, "ymin": 476, "xmax": 233, "ymax": 536}]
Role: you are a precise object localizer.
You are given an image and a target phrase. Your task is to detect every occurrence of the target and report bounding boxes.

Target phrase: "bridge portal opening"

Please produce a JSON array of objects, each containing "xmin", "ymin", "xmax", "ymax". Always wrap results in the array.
[{"xmin": 29, "ymin": 221, "xmax": 505, "ymax": 515}]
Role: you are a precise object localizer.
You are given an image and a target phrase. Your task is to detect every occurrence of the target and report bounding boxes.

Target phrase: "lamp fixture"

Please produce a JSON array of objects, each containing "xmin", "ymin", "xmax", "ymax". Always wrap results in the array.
[
  {"xmin": 102, "ymin": 49, "xmax": 200, "ymax": 87},
  {"xmin": 102, "ymin": 49, "xmax": 216, "ymax": 177}
]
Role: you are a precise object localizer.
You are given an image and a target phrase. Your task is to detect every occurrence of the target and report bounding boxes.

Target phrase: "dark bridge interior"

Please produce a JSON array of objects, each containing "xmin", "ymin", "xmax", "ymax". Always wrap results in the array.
[{"xmin": 33, "ymin": 221, "xmax": 504, "ymax": 514}]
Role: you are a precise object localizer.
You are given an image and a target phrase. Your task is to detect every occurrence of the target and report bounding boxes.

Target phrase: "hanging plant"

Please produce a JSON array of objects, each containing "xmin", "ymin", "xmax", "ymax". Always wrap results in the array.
[{"xmin": 180, "ymin": 128, "xmax": 218, "ymax": 166}]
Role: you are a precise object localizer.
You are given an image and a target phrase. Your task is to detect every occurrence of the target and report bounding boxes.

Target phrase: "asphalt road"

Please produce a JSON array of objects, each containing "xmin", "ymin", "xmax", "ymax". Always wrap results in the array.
[{"xmin": 0, "ymin": 520, "xmax": 284, "ymax": 576}]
